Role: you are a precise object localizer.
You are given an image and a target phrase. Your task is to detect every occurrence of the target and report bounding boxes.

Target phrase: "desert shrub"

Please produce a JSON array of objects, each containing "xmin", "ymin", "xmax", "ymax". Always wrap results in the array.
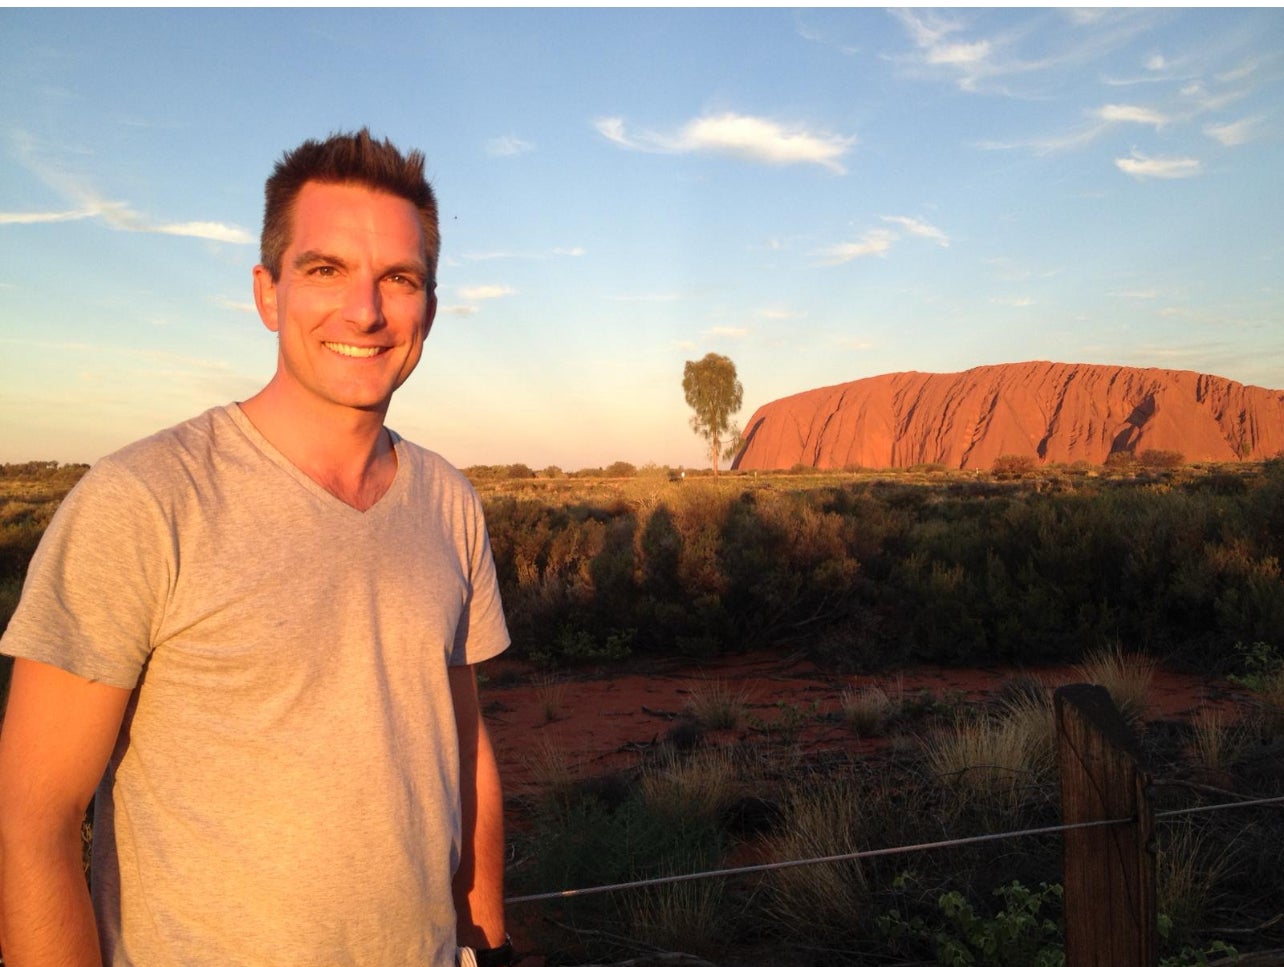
[
  {"xmin": 603, "ymin": 461, "xmax": 636, "ymax": 478},
  {"xmin": 993, "ymin": 454, "xmax": 1037, "ymax": 478},
  {"xmin": 1139, "ymin": 449, "xmax": 1184, "ymax": 470},
  {"xmin": 880, "ymin": 879, "xmax": 1065, "ymax": 967}
]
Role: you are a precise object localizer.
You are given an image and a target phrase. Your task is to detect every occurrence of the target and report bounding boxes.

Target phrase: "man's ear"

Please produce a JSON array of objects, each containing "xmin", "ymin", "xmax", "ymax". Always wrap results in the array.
[
  {"xmin": 252, "ymin": 265, "xmax": 280, "ymax": 333},
  {"xmin": 422, "ymin": 291, "xmax": 438, "ymax": 341}
]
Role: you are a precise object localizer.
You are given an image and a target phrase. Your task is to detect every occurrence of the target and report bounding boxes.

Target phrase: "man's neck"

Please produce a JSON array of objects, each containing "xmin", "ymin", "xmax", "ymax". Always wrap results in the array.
[{"xmin": 238, "ymin": 384, "xmax": 397, "ymax": 511}]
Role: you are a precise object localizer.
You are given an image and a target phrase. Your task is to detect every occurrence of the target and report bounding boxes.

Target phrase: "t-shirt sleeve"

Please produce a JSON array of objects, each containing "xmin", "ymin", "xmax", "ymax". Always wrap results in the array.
[
  {"xmin": 1, "ymin": 460, "xmax": 170, "ymax": 688},
  {"xmin": 448, "ymin": 493, "xmax": 510, "ymax": 668}
]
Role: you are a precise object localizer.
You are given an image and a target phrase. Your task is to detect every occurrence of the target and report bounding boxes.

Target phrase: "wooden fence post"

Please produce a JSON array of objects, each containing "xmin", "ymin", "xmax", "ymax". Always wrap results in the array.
[{"xmin": 1056, "ymin": 683, "xmax": 1157, "ymax": 967}]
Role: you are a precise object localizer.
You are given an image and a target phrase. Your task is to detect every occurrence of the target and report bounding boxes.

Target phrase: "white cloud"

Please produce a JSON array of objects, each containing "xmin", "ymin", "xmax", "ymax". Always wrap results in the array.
[
  {"xmin": 882, "ymin": 215, "xmax": 950, "ymax": 247},
  {"xmin": 1145, "ymin": 54, "xmax": 1167, "ymax": 71},
  {"xmin": 485, "ymin": 135, "xmax": 534, "ymax": 157},
  {"xmin": 212, "ymin": 297, "xmax": 257, "ymax": 314},
  {"xmin": 154, "ymin": 220, "xmax": 254, "ymax": 244},
  {"xmin": 456, "ymin": 284, "xmax": 514, "ymax": 301},
  {"xmin": 1115, "ymin": 151, "xmax": 1202, "ymax": 179},
  {"xmin": 820, "ymin": 214, "xmax": 952, "ymax": 267},
  {"xmin": 10, "ymin": 133, "xmax": 254, "ymax": 244},
  {"xmin": 1117, "ymin": 289, "xmax": 1159, "ymax": 300},
  {"xmin": 463, "ymin": 247, "xmax": 584, "ymax": 261},
  {"xmin": 758, "ymin": 307, "xmax": 808, "ymax": 321},
  {"xmin": 991, "ymin": 295, "xmax": 1035, "ymax": 308},
  {"xmin": 836, "ymin": 337, "xmax": 874, "ymax": 350},
  {"xmin": 1205, "ymin": 117, "xmax": 1259, "ymax": 146},
  {"xmin": 928, "ymin": 40, "xmax": 991, "ymax": 67},
  {"xmin": 1097, "ymin": 103, "xmax": 1169, "ymax": 127},
  {"xmin": 440, "ymin": 305, "xmax": 479, "ymax": 317},
  {"xmin": 709, "ymin": 327, "xmax": 748, "ymax": 338},
  {"xmin": 819, "ymin": 229, "xmax": 896, "ymax": 265},
  {"xmin": 595, "ymin": 112, "xmax": 854, "ymax": 174},
  {"xmin": 0, "ymin": 208, "xmax": 96, "ymax": 225}
]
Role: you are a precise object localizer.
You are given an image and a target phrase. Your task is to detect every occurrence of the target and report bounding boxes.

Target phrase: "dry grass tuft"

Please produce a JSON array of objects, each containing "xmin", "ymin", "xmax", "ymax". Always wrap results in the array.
[
  {"xmin": 1156, "ymin": 818, "xmax": 1232, "ymax": 948},
  {"xmin": 641, "ymin": 745, "xmax": 742, "ymax": 823},
  {"xmin": 924, "ymin": 710, "xmax": 1048, "ymax": 815},
  {"xmin": 1073, "ymin": 645, "xmax": 1156, "ymax": 726},
  {"xmin": 840, "ymin": 679, "xmax": 898, "ymax": 736},
  {"xmin": 531, "ymin": 673, "xmax": 568, "ymax": 723},
  {"xmin": 683, "ymin": 678, "xmax": 751, "ymax": 731},
  {"xmin": 1185, "ymin": 708, "xmax": 1246, "ymax": 775},
  {"xmin": 758, "ymin": 775, "xmax": 869, "ymax": 943}
]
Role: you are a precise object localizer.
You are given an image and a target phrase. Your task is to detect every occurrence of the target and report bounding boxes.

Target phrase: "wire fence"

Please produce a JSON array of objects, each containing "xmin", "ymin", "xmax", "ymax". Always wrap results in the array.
[{"xmin": 507, "ymin": 793, "xmax": 1284, "ymax": 906}]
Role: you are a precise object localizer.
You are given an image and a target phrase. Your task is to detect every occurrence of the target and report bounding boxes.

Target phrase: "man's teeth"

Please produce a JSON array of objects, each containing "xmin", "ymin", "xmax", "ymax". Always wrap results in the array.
[{"xmin": 325, "ymin": 343, "xmax": 384, "ymax": 358}]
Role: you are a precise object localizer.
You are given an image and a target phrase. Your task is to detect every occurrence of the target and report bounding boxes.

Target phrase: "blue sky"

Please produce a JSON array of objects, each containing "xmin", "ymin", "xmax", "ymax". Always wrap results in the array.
[{"xmin": 2, "ymin": 8, "xmax": 1281, "ymax": 471}]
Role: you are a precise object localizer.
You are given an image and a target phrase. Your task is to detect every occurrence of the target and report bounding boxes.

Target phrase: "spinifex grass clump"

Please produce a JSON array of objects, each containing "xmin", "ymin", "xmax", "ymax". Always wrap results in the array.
[
  {"xmin": 682, "ymin": 678, "xmax": 751, "ymax": 732},
  {"xmin": 758, "ymin": 773, "xmax": 870, "ymax": 944},
  {"xmin": 1072, "ymin": 645, "xmax": 1156, "ymax": 727},
  {"xmin": 924, "ymin": 696, "xmax": 1056, "ymax": 820}
]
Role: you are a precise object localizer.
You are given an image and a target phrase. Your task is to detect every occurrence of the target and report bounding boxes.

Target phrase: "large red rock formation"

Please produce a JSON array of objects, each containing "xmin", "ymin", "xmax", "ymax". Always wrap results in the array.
[{"xmin": 732, "ymin": 361, "xmax": 1284, "ymax": 471}]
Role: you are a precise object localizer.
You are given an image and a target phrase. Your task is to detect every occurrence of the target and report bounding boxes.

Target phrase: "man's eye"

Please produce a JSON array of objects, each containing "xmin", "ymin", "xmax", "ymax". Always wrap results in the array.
[
  {"xmin": 386, "ymin": 274, "xmax": 419, "ymax": 289},
  {"xmin": 309, "ymin": 265, "xmax": 338, "ymax": 277}
]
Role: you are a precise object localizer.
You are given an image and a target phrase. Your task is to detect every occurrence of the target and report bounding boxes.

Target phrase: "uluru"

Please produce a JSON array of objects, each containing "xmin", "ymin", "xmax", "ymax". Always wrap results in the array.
[{"xmin": 732, "ymin": 361, "xmax": 1284, "ymax": 471}]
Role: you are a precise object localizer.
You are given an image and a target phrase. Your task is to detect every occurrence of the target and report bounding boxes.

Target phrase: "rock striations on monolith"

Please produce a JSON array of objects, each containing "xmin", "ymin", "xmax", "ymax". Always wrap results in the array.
[{"xmin": 732, "ymin": 362, "xmax": 1284, "ymax": 471}]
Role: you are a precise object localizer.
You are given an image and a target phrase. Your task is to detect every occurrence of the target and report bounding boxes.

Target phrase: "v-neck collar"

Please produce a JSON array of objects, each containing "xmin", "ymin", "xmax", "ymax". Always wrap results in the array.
[{"xmin": 225, "ymin": 403, "xmax": 406, "ymax": 517}]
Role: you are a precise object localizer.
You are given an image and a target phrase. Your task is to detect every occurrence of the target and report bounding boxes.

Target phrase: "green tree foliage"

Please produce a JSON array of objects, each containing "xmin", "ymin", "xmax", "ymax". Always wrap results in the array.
[{"xmin": 682, "ymin": 353, "xmax": 743, "ymax": 475}]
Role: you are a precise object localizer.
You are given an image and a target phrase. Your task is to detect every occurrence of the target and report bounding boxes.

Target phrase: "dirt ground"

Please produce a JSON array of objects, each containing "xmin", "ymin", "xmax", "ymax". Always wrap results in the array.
[
  {"xmin": 481, "ymin": 650, "xmax": 1250, "ymax": 798},
  {"xmin": 479, "ymin": 650, "xmax": 1257, "ymax": 966}
]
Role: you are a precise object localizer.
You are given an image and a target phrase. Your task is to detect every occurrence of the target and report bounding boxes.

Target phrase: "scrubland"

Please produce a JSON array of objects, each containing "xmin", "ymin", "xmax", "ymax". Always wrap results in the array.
[{"xmin": 2, "ymin": 457, "xmax": 1282, "ymax": 964}]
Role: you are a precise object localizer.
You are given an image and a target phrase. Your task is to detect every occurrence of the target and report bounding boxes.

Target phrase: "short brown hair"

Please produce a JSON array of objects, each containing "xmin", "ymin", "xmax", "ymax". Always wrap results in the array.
[{"xmin": 260, "ymin": 128, "xmax": 439, "ymax": 283}]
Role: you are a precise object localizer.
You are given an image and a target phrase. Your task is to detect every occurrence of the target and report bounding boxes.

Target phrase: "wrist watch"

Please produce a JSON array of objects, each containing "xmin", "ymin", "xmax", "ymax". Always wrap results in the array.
[{"xmin": 472, "ymin": 934, "xmax": 514, "ymax": 967}]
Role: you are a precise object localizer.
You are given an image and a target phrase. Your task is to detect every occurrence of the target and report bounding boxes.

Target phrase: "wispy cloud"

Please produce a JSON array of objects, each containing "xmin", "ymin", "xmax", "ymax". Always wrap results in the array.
[
  {"xmin": 709, "ymin": 326, "xmax": 748, "ymax": 338},
  {"xmin": 212, "ymin": 296, "xmax": 257, "ymax": 314},
  {"xmin": 485, "ymin": 135, "xmax": 534, "ymax": 157},
  {"xmin": 456, "ymin": 284, "xmax": 514, "ymax": 301},
  {"xmin": 882, "ymin": 215, "xmax": 950, "ymax": 247},
  {"xmin": 462, "ymin": 247, "xmax": 583, "ymax": 261},
  {"xmin": 10, "ymin": 132, "xmax": 254, "ymax": 244},
  {"xmin": 1096, "ymin": 103, "xmax": 1170, "ymax": 127},
  {"xmin": 595, "ymin": 112, "xmax": 854, "ymax": 173},
  {"xmin": 758, "ymin": 307, "xmax": 808, "ymax": 321},
  {"xmin": 819, "ymin": 214, "xmax": 950, "ymax": 266},
  {"xmin": 439, "ymin": 305, "xmax": 479, "ymax": 317},
  {"xmin": 991, "ymin": 295, "xmax": 1035, "ymax": 308},
  {"xmin": 1204, "ymin": 117, "xmax": 1260, "ymax": 146},
  {"xmin": 0, "ymin": 208, "xmax": 97, "ymax": 225},
  {"xmin": 1115, "ymin": 150, "xmax": 1202, "ymax": 179},
  {"xmin": 819, "ymin": 229, "xmax": 896, "ymax": 265}
]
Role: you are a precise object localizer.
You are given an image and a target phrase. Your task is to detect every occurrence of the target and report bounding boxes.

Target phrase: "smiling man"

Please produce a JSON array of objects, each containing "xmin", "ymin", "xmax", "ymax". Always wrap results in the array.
[{"xmin": 0, "ymin": 131, "xmax": 512, "ymax": 967}]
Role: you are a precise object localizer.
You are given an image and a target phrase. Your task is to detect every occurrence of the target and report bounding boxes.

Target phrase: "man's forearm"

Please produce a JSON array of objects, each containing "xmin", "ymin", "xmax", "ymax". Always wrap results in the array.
[
  {"xmin": 453, "ymin": 716, "xmax": 506, "ymax": 949},
  {"xmin": 0, "ymin": 824, "xmax": 103, "ymax": 967},
  {"xmin": 449, "ymin": 663, "xmax": 506, "ymax": 949}
]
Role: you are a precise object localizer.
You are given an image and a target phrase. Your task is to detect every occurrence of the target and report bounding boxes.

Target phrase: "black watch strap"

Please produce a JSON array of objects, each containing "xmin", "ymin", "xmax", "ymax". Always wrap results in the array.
[{"xmin": 473, "ymin": 935, "xmax": 514, "ymax": 967}]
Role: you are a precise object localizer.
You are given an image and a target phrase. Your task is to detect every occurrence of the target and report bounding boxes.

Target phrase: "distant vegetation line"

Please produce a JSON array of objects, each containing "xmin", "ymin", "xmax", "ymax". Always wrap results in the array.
[{"xmin": 3, "ymin": 458, "xmax": 1283, "ymax": 695}]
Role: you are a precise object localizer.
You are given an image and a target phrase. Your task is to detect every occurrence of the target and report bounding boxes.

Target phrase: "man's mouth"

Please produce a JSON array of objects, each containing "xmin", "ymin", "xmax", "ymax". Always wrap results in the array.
[{"xmin": 324, "ymin": 342, "xmax": 386, "ymax": 359}]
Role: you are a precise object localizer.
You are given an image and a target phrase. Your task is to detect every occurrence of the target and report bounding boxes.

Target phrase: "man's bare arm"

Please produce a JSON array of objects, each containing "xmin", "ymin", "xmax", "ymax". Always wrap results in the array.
[
  {"xmin": 448, "ymin": 663, "xmax": 506, "ymax": 950},
  {"xmin": 0, "ymin": 658, "xmax": 132, "ymax": 967}
]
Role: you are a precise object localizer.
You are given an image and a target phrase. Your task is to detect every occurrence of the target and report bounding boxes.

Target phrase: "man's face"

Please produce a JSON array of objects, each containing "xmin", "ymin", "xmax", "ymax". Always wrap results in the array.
[{"xmin": 253, "ymin": 181, "xmax": 436, "ymax": 417}]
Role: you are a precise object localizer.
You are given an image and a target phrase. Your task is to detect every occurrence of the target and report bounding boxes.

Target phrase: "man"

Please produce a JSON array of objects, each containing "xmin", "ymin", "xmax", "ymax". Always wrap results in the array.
[{"xmin": 0, "ymin": 130, "xmax": 513, "ymax": 966}]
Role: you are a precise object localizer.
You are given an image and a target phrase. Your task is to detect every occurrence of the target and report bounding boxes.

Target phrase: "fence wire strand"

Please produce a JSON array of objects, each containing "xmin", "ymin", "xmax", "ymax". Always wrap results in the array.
[{"xmin": 506, "ymin": 794, "xmax": 1284, "ymax": 905}]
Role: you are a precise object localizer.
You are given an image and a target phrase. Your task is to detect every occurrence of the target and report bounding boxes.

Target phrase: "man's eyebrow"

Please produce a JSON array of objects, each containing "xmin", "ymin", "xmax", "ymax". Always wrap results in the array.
[
  {"xmin": 292, "ymin": 250, "xmax": 347, "ymax": 271},
  {"xmin": 383, "ymin": 259, "xmax": 430, "ymax": 279}
]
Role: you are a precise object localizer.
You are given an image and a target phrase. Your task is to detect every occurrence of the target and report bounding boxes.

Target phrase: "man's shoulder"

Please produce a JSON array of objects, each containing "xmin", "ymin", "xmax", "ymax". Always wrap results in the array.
[
  {"xmin": 392, "ymin": 436, "xmax": 473, "ymax": 489},
  {"xmin": 89, "ymin": 405, "xmax": 242, "ymax": 492}
]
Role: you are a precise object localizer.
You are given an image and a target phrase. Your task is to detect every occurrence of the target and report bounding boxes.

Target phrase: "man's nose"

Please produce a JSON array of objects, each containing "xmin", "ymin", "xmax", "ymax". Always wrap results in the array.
[{"xmin": 343, "ymin": 277, "xmax": 384, "ymax": 331}]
